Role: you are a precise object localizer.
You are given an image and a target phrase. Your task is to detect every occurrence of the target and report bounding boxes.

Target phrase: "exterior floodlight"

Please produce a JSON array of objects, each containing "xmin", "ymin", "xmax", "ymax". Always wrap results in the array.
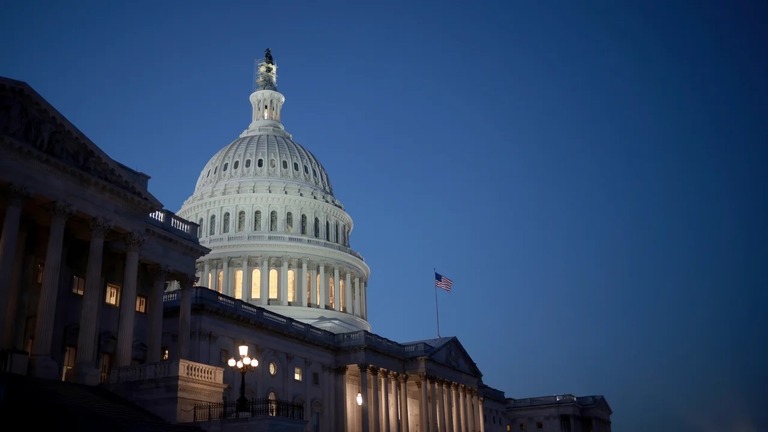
[{"xmin": 356, "ymin": 392, "xmax": 363, "ymax": 406}]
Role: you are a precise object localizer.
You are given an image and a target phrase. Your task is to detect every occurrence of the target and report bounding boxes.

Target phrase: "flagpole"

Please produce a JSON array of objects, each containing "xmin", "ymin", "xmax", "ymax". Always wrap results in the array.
[{"xmin": 434, "ymin": 268, "xmax": 440, "ymax": 338}]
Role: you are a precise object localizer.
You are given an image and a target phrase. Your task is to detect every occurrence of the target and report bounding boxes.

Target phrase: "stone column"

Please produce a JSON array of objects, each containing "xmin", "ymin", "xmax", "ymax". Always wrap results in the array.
[
  {"xmin": 318, "ymin": 263, "xmax": 327, "ymax": 309},
  {"xmin": 30, "ymin": 201, "xmax": 73, "ymax": 379},
  {"xmin": 437, "ymin": 380, "xmax": 446, "ymax": 432},
  {"xmin": 177, "ymin": 277, "xmax": 194, "ymax": 360},
  {"xmin": 354, "ymin": 277, "xmax": 361, "ymax": 316},
  {"xmin": 222, "ymin": 257, "xmax": 230, "ymax": 296},
  {"xmin": 298, "ymin": 259, "xmax": 307, "ymax": 306},
  {"xmin": 430, "ymin": 378, "xmax": 439, "ymax": 432},
  {"xmin": 146, "ymin": 266, "xmax": 168, "ymax": 363},
  {"xmin": 458, "ymin": 385, "xmax": 467, "ymax": 432},
  {"xmin": 465, "ymin": 387, "xmax": 474, "ymax": 432},
  {"xmin": 418, "ymin": 376, "xmax": 429, "ymax": 432},
  {"xmin": 210, "ymin": 260, "xmax": 219, "ymax": 293},
  {"xmin": 203, "ymin": 259, "xmax": 210, "ymax": 288},
  {"xmin": 370, "ymin": 367, "xmax": 381, "ymax": 432},
  {"xmin": 309, "ymin": 266, "xmax": 318, "ymax": 306},
  {"xmin": 361, "ymin": 281, "xmax": 367, "ymax": 319},
  {"xmin": 359, "ymin": 364, "xmax": 370, "ymax": 432},
  {"xmin": 344, "ymin": 272, "xmax": 353, "ymax": 313},
  {"xmin": 279, "ymin": 257, "xmax": 288, "ymax": 304},
  {"xmin": 333, "ymin": 267, "xmax": 341, "ymax": 311},
  {"xmin": 74, "ymin": 217, "xmax": 111, "ymax": 384},
  {"xmin": 0, "ymin": 186, "xmax": 27, "ymax": 350},
  {"xmin": 447, "ymin": 383, "xmax": 456, "ymax": 432},
  {"xmin": 260, "ymin": 258, "xmax": 269, "ymax": 305},
  {"xmin": 400, "ymin": 374, "xmax": 410, "ymax": 432},
  {"xmin": 477, "ymin": 396, "xmax": 485, "ymax": 432},
  {"xmin": 242, "ymin": 256, "xmax": 250, "ymax": 300},
  {"xmin": 382, "ymin": 371, "xmax": 391, "ymax": 432},
  {"xmin": 115, "ymin": 232, "xmax": 143, "ymax": 367}
]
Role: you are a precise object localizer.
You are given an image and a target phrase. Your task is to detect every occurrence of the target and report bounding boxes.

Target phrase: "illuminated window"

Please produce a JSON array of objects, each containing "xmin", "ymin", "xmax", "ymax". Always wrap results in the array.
[
  {"xmin": 234, "ymin": 269, "xmax": 243, "ymax": 299},
  {"xmin": 288, "ymin": 270, "xmax": 296, "ymax": 302},
  {"xmin": 339, "ymin": 279, "xmax": 345, "ymax": 311},
  {"xmin": 269, "ymin": 362, "xmax": 277, "ymax": 376},
  {"xmin": 329, "ymin": 277, "xmax": 335, "ymax": 308},
  {"xmin": 294, "ymin": 367, "xmax": 302, "ymax": 382},
  {"xmin": 306, "ymin": 273, "xmax": 311, "ymax": 305},
  {"xmin": 251, "ymin": 268, "xmax": 261, "ymax": 299},
  {"xmin": 105, "ymin": 284, "xmax": 120, "ymax": 306},
  {"xmin": 36, "ymin": 263, "xmax": 44, "ymax": 284},
  {"xmin": 72, "ymin": 275, "xmax": 85, "ymax": 295},
  {"xmin": 217, "ymin": 270, "xmax": 223, "ymax": 294},
  {"xmin": 135, "ymin": 295, "xmax": 147, "ymax": 313},
  {"xmin": 269, "ymin": 269, "xmax": 278, "ymax": 300},
  {"xmin": 268, "ymin": 391, "xmax": 277, "ymax": 416}
]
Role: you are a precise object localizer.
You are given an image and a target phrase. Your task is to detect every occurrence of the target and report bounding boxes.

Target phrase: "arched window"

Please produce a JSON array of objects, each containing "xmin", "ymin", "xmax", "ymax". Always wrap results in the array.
[
  {"xmin": 334, "ymin": 222, "xmax": 339, "ymax": 243},
  {"xmin": 268, "ymin": 392, "xmax": 277, "ymax": 416},
  {"xmin": 325, "ymin": 220, "xmax": 330, "ymax": 241},
  {"xmin": 257, "ymin": 158, "xmax": 263, "ymax": 168},
  {"xmin": 251, "ymin": 269, "xmax": 261, "ymax": 299},
  {"xmin": 301, "ymin": 214, "xmax": 307, "ymax": 235},
  {"xmin": 236, "ymin": 211, "xmax": 244, "ymax": 232},
  {"xmin": 254, "ymin": 211, "xmax": 262, "ymax": 231},
  {"xmin": 234, "ymin": 270, "xmax": 243, "ymax": 299},
  {"xmin": 269, "ymin": 269, "xmax": 278, "ymax": 300},
  {"xmin": 270, "ymin": 211, "xmax": 277, "ymax": 231},
  {"xmin": 339, "ymin": 279, "xmax": 345, "ymax": 311},
  {"xmin": 288, "ymin": 269, "xmax": 295, "ymax": 302},
  {"xmin": 286, "ymin": 212, "xmax": 293, "ymax": 233},
  {"xmin": 217, "ymin": 270, "xmax": 223, "ymax": 294},
  {"xmin": 209, "ymin": 215, "xmax": 216, "ymax": 236},
  {"xmin": 329, "ymin": 276, "xmax": 335, "ymax": 308},
  {"xmin": 197, "ymin": 218, "xmax": 204, "ymax": 237},
  {"xmin": 313, "ymin": 217, "xmax": 320, "ymax": 238},
  {"xmin": 222, "ymin": 212, "xmax": 230, "ymax": 233}
]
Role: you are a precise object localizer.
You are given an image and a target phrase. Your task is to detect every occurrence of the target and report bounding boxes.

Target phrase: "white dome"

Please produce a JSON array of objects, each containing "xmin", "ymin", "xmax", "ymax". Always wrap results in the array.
[{"xmin": 178, "ymin": 55, "xmax": 371, "ymax": 333}]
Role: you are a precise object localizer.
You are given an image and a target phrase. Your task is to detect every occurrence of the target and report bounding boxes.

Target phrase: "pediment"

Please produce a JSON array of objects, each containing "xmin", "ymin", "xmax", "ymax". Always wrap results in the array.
[
  {"xmin": 422, "ymin": 337, "xmax": 482, "ymax": 377},
  {"xmin": 0, "ymin": 77, "xmax": 160, "ymax": 207}
]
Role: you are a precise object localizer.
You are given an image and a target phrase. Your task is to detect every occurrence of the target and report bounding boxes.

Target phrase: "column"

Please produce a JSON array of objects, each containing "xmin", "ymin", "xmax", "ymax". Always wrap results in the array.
[
  {"xmin": 477, "ymin": 395, "xmax": 485, "ymax": 432},
  {"xmin": 74, "ymin": 217, "xmax": 111, "ymax": 384},
  {"xmin": 146, "ymin": 266, "xmax": 167, "ymax": 363},
  {"xmin": 370, "ymin": 367, "xmax": 381, "ymax": 432},
  {"xmin": 361, "ymin": 281, "xmax": 367, "ymax": 319},
  {"xmin": 400, "ymin": 374, "xmax": 410, "ymax": 432},
  {"xmin": 382, "ymin": 371, "xmax": 391, "ymax": 432},
  {"xmin": 0, "ymin": 186, "xmax": 27, "ymax": 349},
  {"xmin": 279, "ymin": 257, "xmax": 288, "ymax": 305},
  {"xmin": 465, "ymin": 387, "xmax": 473, "ymax": 432},
  {"xmin": 344, "ymin": 272, "xmax": 353, "ymax": 313},
  {"xmin": 30, "ymin": 201, "xmax": 73, "ymax": 379},
  {"xmin": 298, "ymin": 259, "xmax": 307, "ymax": 306},
  {"xmin": 333, "ymin": 267, "xmax": 341, "ymax": 311},
  {"xmin": 354, "ymin": 277, "xmax": 361, "ymax": 316},
  {"xmin": 309, "ymin": 266, "xmax": 318, "ymax": 306},
  {"xmin": 210, "ymin": 260, "xmax": 219, "ymax": 292},
  {"xmin": 447, "ymin": 383, "xmax": 456, "ymax": 432},
  {"xmin": 222, "ymin": 257, "xmax": 230, "ymax": 296},
  {"xmin": 318, "ymin": 263, "xmax": 327, "ymax": 309},
  {"xmin": 115, "ymin": 232, "xmax": 143, "ymax": 367},
  {"xmin": 177, "ymin": 277, "xmax": 193, "ymax": 360},
  {"xmin": 437, "ymin": 380, "xmax": 446, "ymax": 432},
  {"xmin": 242, "ymin": 256, "xmax": 250, "ymax": 300},
  {"xmin": 419, "ymin": 376, "xmax": 428, "ymax": 432},
  {"xmin": 458, "ymin": 385, "xmax": 466, "ymax": 432},
  {"xmin": 203, "ymin": 259, "xmax": 210, "ymax": 288},
  {"xmin": 335, "ymin": 366, "xmax": 347, "ymax": 432},
  {"xmin": 260, "ymin": 258, "xmax": 269, "ymax": 305},
  {"xmin": 359, "ymin": 365, "xmax": 370, "ymax": 432},
  {"xmin": 429, "ymin": 379, "xmax": 438, "ymax": 432}
]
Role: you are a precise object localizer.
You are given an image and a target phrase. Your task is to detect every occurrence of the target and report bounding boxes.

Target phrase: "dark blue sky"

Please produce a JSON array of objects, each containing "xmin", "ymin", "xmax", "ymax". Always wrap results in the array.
[{"xmin": 2, "ymin": 1, "xmax": 767, "ymax": 430}]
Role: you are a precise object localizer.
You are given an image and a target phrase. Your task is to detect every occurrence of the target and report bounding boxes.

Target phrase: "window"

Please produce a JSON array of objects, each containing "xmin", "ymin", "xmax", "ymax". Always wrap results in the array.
[
  {"xmin": 36, "ymin": 263, "xmax": 44, "ymax": 284},
  {"xmin": 223, "ymin": 212, "xmax": 230, "ymax": 233},
  {"xmin": 270, "ymin": 210, "xmax": 277, "ymax": 231},
  {"xmin": 251, "ymin": 268, "xmax": 261, "ymax": 299},
  {"xmin": 270, "ymin": 159, "xmax": 276, "ymax": 168},
  {"xmin": 258, "ymin": 158, "xmax": 263, "ymax": 168},
  {"xmin": 293, "ymin": 162, "xmax": 299, "ymax": 171},
  {"xmin": 209, "ymin": 215, "xmax": 216, "ymax": 235},
  {"xmin": 105, "ymin": 284, "xmax": 120, "ymax": 306},
  {"xmin": 537, "ymin": 422, "xmax": 543, "ymax": 430},
  {"xmin": 301, "ymin": 214, "xmax": 307, "ymax": 235},
  {"xmin": 282, "ymin": 160, "xmax": 288, "ymax": 170},
  {"xmin": 329, "ymin": 277, "xmax": 335, "ymax": 308},
  {"xmin": 220, "ymin": 349, "xmax": 229, "ymax": 364},
  {"xmin": 334, "ymin": 222, "xmax": 339, "ymax": 243},
  {"xmin": 269, "ymin": 269, "xmax": 278, "ymax": 300},
  {"xmin": 288, "ymin": 270, "xmax": 296, "ymax": 302},
  {"xmin": 520, "ymin": 424, "xmax": 527, "ymax": 432},
  {"xmin": 325, "ymin": 220, "xmax": 330, "ymax": 241},
  {"xmin": 223, "ymin": 162, "xmax": 228, "ymax": 172},
  {"xmin": 312, "ymin": 372, "xmax": 319, "ymax": 385},
  {"xmin": 72, "ymin": 275, "xmax": 85, "ymax": 295},
  {"xmin": 234, "ymin": 270, "xmax": 243, "ymax": 299},
  {"xmin": 245, "ymin": 159, "xmax": 251, "ymax": 168},
  {"xmin": 269, "ymin": 361, "xmax": 277, "ymax": 376},
  {"xmin": 286, "ymin": 212, "xmax": 293, "ymax": 233},
  {"xmin": 254, "ymin": 211, "xmax": 262, "ymax": 231},
  {"xmin": 233, "ymin": 160, "xmax": 239, "ymax": 169},
  {"xmin": 268, "ymin": 391, "xmax": 277, "ymax": 416},
  {"xmin": 237, "ymin": 211, "xmax": 245, "ymax": 232},
  {"xmin": 62, "ymin": 346, "xmax": 76, "ymax": 381},
  {"xmin": 99, "ymin": 353, "xmax": 112, "ymax": 383},
  {"xmin": 135, "ymin": 295, "xmax": 147, "ymax": 313},
  {"xmin": 304, "ymin": 165, "xmax": 308, "ymax": 174},
  {"xmin": 294, "ymin": 366, "xmax": 302, "ymax": 381},
  {"xmin": 313, "ymin": 217, "xmax": 319, "ymax": 238},
  {"xmin": 198, "ymin": 218, "xmax": 204, "ymax": 237}
]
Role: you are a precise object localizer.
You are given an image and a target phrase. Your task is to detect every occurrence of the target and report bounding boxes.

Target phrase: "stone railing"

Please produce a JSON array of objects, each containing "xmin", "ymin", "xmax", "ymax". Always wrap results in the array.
[
  {"xmin": 108, "ymin": 359, "xmax": 223, "ymax": 384},
  {"xmin": 147, "ymin": 209, "xmax": 200, "ymax": 242},
  {"xmin": 199, "ymin": 232, "xmax": 364, "ymax": 261}
]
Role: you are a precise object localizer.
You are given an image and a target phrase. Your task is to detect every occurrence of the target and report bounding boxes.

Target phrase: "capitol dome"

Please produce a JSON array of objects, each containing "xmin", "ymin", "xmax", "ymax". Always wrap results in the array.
[{"xmin": 177, "ymin": 51, "xmax": 371, "ymax": 333}]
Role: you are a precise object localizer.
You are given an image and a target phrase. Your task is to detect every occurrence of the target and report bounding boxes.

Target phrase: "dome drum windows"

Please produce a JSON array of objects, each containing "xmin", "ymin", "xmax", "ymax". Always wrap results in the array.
[
  {"xmin": 254, "ymin": 211, "xmax": 262, "ymax": 231},
  {"xmin": 209, "ymin": 215, "xmax": 216, "ymax": 236},
  {"xmin": 223, "ymin": 162, "xmax": 229, "ymax": 172},
  {"xmin": 245, "ymin": 159, "xmax": 252, "ymax": 168},
  {"xmin": 233, "ymin": 160, "xmax": 239, "ymax": 170},
  {"xmin": 270, "ymin": 211, "xmax": 278, "ymax": 231},
  {"xmin": 258, "ymin": 158, "xmax": 264, "ymax": 168},
  {"xmin": 286, "ymin": 212, "xmax": 293, "ymax": 233},
  {"xmin": 301, "ymin": 214, "xmax": 307, "ymax": 235},
  {"xmin": 223, "ymin": 212, "xmax": 230, "ymax": 233},
  {"xmin": 282, "ymin": 160, "xmax": 288, "ymax": 170}
]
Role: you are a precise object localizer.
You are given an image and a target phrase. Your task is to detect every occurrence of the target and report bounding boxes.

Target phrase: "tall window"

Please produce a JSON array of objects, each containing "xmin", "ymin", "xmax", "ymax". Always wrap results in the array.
[
  {"xmin": 222, "ymin": 212, "xmax": 230, "ymax": 233},
  {"xmin": 217, "ymin": 270, "xmax": 223, "ymax": 294},
  {"xmin": 306, "ymin": 273, "xmax": 311, "ymax": 305},
  {"xmin": 335, "ymin": 222, "xmax": 339, "ymax": 243},
  {"xmin": 269, "ymin": 269, "xmax": 278, "ymax": 300},
  {"xmin": 339, "ymin": 279, "xmax": 345, "ymax": 311},
  {"xmin": 72, "ymin": 275, "xmax": 85, "ymax": 295},
  {"xmin": 268, "ymin": 392, "xmax": 277, "ymax": 416},
  {"xmin": 270, "ymin": 210, "xmax": 277, "ymax": 231},
  {"xmin": 209, "ymin": 215, "xmax": 216, "ymax": 235},
  {"xmin": 286, "ymin": 212, "xmax": 293, "ymax": 233},
  {"xmin": 198, "ymin": 218, "xmax": 204, "ymax": 237},
  {"xmin": 99, "ymin": 353, "xmax": 112, "ymax": 383},
  {"xmin": 237, "ymin": 211, "xmax": 245, "ymax": 232},
  {"xmin": 254, "ymin": 210, "xmax": 262, "ymax": 231},
  {"xmin": 135, "ymin": 295, "xmax": 147, "ymax": 313},
  {"xmin": 105, "ymin": 284, "xmax": 120, "ymax": 306},
  {"xmin": 301, "ymin": 214, "xmax": 307, "ymax": 235},
  {"xmin": 234, "ymin": 269, "xmax": 243, "ymax": 299},
  {"xmin": 251, "ymin": 269, "xmax": 261, "ymax": 299},
  {"xmin": 313, "ymin": 217, "xmax": 319, "ymax": 238},
  {"xmin": 329, "ymin": 277, "xmax": 335, "ymax": 308},
  {"xmin": 325, "ymin": 220, "xmax": 330, "ymax": 241},
  {"xmin": 62, "ymin": 346, "xmax": 77, "ymax": 381},
  {"xmin": 288, "ymin": 269, "xmax": 296, "ymax": 302}
]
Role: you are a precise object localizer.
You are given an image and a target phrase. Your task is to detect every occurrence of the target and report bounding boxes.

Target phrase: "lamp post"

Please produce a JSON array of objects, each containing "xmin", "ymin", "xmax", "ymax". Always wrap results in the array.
[{"xmin": 227, "ymin": 344, "xmax": 258, "ymax": 412}]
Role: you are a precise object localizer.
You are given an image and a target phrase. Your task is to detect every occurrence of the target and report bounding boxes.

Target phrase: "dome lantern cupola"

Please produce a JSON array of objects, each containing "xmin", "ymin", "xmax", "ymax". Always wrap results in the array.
[{"xmin": 245, "ymin": 48, "xmax": 285, "ymax": 135}]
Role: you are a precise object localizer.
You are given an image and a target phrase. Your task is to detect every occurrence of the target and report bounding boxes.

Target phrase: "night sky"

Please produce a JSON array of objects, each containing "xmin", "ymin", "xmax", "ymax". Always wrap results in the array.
[{"xmin": 2, "ymin": 1, "xmax": 767, "ymax": 431}]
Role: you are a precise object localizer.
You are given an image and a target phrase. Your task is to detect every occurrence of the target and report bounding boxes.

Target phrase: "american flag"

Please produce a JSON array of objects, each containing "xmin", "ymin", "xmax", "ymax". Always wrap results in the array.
[{"xmin": 434, "ymin": 272, "xmax": 453, "ymax": 292}]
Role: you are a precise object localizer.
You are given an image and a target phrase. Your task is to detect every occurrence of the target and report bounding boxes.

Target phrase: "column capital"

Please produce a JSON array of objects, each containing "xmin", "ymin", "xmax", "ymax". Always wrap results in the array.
[
  {"xmin": 399, "ymin": 373, "xmax": 409, "ymax": 383},
  {"xmin": 368, "ymin": 366, "xmax": 380, "ymax": 376},
  {"xmin": 49, "ymin": 200, "xmax": 75, "ymax": 219},
  {"xmin": 335, "ymin": 365, "xmax": 348, "ymax": 375},
  {"xmin": 3, "ymin": 184, "xmax": 32, "ymax": 202},
  {"xmin": 125, "ymin": 231, "xmax": 144, "ymax": 250},
  {"xmin": 90, "ymin": 217, "xmax": 112, "ymax": 236}
]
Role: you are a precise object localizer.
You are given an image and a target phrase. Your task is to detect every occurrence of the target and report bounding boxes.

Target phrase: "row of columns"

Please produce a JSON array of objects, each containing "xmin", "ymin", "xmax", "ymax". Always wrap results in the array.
[
  {"xmin": 354, "ymin": 365, "xmax": 484, "ymax": 432},
  {"xmin": 199, "ymin": 256, "xmax": 368, "ymax": 319},
  {"xmin": 0, "ymin": 188, "xmax": 186, "ymax": 383}
]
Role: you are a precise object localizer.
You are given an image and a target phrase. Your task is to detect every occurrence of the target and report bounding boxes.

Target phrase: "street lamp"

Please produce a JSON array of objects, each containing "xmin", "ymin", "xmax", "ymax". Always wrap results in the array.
[{"xmin": 228, "ymin": 344, "xmax": 258, "ymax": 412}]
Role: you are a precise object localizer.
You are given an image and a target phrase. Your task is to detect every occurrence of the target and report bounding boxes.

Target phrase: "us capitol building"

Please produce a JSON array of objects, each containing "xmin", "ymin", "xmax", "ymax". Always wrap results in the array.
[{"xmin": 0, "ymin": 50, "xmax": 612, "ymax": 432}]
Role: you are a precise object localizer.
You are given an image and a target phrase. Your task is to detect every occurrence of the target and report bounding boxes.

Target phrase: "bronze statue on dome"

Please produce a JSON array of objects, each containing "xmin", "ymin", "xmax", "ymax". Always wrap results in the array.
[{"xmin": 265, "ymin": 48, "xmax": 274, "ymax": 65}]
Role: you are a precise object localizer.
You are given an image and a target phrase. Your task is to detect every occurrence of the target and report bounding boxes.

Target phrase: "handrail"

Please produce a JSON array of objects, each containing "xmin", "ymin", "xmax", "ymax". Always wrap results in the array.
[{"xmin": 193, "ymin": 398, "xmax": 304, "ymax": 422}]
